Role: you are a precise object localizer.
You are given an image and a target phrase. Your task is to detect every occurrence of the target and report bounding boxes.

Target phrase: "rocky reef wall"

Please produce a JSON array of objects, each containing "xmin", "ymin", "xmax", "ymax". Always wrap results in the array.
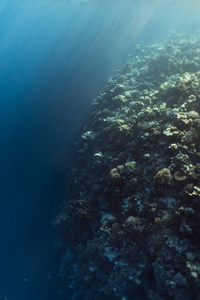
[{"xmin": 55, "ymin": 33, "xmax": 200, "ymax": 300}]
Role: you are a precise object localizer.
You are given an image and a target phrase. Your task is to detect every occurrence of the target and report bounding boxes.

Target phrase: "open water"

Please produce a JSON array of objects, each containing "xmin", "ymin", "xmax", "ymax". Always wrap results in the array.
[{"xmin": 0, "ymin": 0, "xmax": 200, "ymax": 299}]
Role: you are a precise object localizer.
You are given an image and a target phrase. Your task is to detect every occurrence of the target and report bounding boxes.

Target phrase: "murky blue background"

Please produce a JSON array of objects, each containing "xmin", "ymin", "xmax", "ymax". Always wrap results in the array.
[{"xmin": 0, "ymin": 0, "xmax": 199, "ymax": 298}]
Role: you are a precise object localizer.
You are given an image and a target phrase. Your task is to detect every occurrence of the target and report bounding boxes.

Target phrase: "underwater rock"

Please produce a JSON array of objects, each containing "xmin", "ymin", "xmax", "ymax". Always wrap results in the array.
[{"xmin": 56, "ymin": 33, "xmax": 200, "ymax": 300}]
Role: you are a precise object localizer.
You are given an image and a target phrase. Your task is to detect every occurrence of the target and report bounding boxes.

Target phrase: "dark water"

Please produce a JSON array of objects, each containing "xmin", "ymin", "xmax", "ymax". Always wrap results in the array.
[{"xmin": 0, "ymin": 0, "xmax": 199, "ymax": 299}]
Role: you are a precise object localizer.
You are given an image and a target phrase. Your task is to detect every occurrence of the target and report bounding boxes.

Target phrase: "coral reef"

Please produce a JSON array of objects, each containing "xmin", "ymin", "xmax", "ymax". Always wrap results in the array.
[{"xmin": 55, "ymin": 33, "xmax": 200, "ymax": 299}]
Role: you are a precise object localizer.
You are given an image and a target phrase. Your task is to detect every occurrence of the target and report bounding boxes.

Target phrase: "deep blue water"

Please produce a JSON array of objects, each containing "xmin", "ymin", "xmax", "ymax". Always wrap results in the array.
[{"xmin": 0, "ymin": 0, "xmax": 200, "ymax": 299}]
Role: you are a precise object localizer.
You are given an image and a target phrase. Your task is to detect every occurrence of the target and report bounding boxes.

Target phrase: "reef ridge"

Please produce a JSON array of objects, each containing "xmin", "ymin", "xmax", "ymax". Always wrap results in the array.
[{"xmin": 55, "ymin": 33, "xmax": 200, "ymax": 300}]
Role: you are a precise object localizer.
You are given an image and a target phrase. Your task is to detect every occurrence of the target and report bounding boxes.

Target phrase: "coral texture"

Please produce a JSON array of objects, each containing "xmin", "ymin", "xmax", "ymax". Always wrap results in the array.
[{"xmin": 55, "ymin": 33, "xmax": 200, "ymax": 300}]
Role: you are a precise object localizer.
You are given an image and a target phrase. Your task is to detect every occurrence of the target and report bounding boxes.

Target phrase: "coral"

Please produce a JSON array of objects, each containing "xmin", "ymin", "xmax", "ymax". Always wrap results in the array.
[
  {"xmin": 56, "ymin": 33, "xmax": 200, "ymax": 300},
  {"xmin": 154, "ymin": 168, "xmax": 172, "ymax": 185}
]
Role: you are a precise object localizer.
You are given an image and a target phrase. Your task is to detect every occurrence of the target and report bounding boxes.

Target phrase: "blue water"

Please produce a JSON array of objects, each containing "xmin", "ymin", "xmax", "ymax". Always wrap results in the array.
[{"xmin": 0, "ymin": 0, "xmax": 200, "ymax": 299}]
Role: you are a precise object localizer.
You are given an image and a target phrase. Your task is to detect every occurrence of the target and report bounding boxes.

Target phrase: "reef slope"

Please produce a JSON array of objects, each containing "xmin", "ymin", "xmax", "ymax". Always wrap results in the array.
[{"xmin": 55, "ymin": 33, "xmax": 200, "ymax": 300}]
